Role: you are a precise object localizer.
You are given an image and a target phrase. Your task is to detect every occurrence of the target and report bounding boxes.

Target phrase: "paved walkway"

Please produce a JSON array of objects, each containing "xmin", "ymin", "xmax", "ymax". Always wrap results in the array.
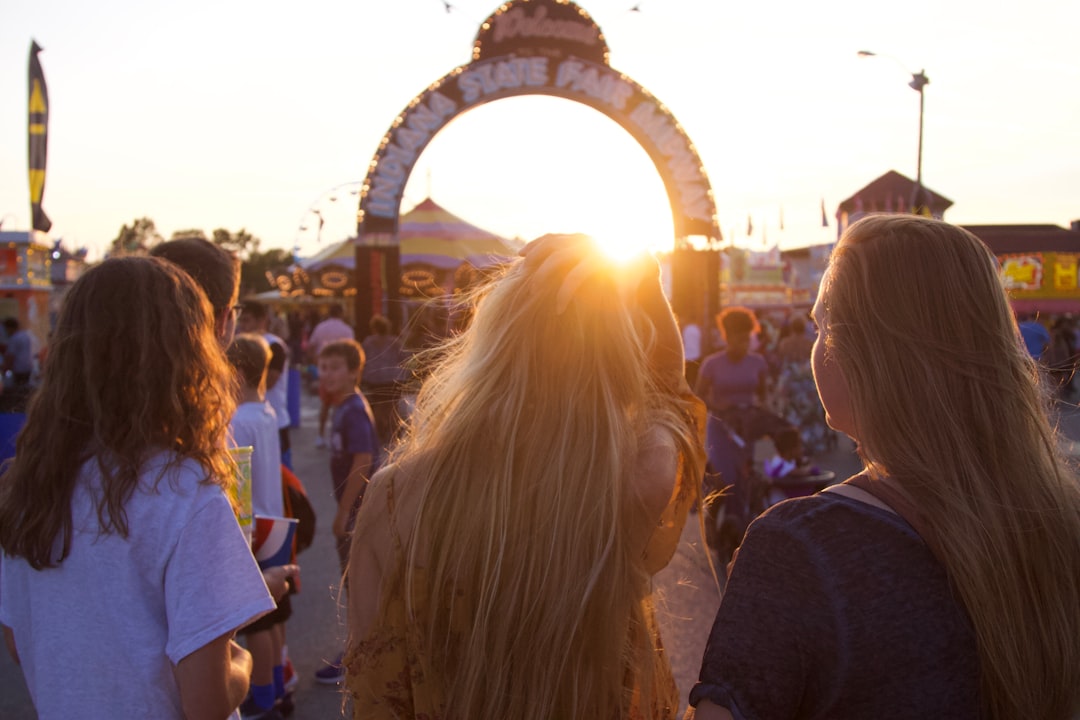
[{"xmin": 2, "ymin": 395, "xmax": 1077, "ymax": 719}]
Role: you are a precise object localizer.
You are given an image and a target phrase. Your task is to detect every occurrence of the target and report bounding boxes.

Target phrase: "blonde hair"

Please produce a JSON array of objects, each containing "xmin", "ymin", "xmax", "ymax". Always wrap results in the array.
[
  {"xmin": 823, "ymin": 214, "xmax": 1080, "ymax": 719},
  {"xmin": 390, "ymin": 256, "xmax": 700, "ymax": 719}
]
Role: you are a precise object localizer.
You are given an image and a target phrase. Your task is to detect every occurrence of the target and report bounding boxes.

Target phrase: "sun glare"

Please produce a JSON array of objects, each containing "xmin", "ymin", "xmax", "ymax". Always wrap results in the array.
[{"xmin": 402, "ymin": 96, "xmax": 676, "ymax": 261}]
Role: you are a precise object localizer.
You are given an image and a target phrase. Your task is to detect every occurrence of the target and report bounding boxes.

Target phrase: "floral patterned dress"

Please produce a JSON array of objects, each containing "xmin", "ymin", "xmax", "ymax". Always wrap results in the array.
[
  {"xmin": 772, "ymin": 359, "xmax": 834, "ymax": 456},
  {"xmin": 343, "ymin": 396, "xmax": 706, "ymax": 719}
]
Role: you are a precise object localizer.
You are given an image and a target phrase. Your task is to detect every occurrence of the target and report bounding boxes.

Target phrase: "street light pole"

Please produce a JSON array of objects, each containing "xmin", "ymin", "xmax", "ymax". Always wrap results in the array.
[
  {"xmin": 909, "ymin": 69, "xmax": 929, "ymax": 187},
  {"xmin": 858, "ymin": 50, "xmax": 930, "ymax": 204}
]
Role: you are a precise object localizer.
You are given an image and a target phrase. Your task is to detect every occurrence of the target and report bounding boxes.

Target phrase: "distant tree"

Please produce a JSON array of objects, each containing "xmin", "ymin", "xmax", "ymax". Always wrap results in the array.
[
  {"xmin": 170, "ymin": 228, "xmax": 208, "ymax": 241},
  {"xmin": 240, "ymin": 247, "xmax": 294, "ymax": 297},
  {"xmin": 108, "ymin": 217, "xmax": 163, "ymax": 257},
  {"xmin": 211, "ymin": 228, "xmax": 260, "ymax": 259}
]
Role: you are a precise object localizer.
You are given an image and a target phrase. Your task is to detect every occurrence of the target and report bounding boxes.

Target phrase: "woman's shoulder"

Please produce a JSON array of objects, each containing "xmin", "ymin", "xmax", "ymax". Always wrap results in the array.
[
  {"xmin": 746, "ymin": 489, "xmax": 928, "ymax": 562},
  {"xmin": 757, "ymin": 489, "xmax": 894, "ymax": 525},
  {"xmin": 632, "ymin": 425, "xmax": 679, "ymax": 516},
  {"xmin": 355, "ymin": 462, "xmax": 423, "ymax": 551},
  {"xmin": 143, "ymin": 454, "xmax": 228, "ymax": 507}
]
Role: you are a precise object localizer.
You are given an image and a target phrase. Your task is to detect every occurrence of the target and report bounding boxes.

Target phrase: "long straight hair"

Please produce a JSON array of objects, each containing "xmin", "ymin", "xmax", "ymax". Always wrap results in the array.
[
  {"xmin": 0, "ymin": 257, "xmax": 237, "ymax": 569},
  {"xmin": 823, "ymin": 215, "xmax": 1080, "ymax": 719},
  {"xmin": 391, "ymin": 257, "xmax": 701, "ymax": 719}
]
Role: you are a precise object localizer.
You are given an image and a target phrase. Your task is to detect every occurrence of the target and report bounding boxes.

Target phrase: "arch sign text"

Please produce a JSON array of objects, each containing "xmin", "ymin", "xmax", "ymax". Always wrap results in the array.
[
  {"xmin": 357, "ymin": 0, "xmax": 721, "ymax": 244},
  {"xmin": 354, "ymin": 0, "xmax": 721, "ymax": 330}
]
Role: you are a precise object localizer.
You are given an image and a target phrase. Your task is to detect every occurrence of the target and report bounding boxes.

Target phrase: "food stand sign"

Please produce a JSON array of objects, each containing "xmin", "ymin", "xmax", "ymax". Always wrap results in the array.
[
  {"xmin": 356, "ymin": 0, "xmax": 720, "ymax": 244},
  {"xmin": 1000, "ymin": 252, "xmax": 1079, "ymax": 297}
]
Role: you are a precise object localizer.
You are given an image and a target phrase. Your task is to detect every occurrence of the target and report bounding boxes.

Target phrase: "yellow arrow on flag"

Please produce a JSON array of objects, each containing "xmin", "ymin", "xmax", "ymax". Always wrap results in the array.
[{"xmin": 29, "ymin": 79, "xmax": 46, "ymax": 113}]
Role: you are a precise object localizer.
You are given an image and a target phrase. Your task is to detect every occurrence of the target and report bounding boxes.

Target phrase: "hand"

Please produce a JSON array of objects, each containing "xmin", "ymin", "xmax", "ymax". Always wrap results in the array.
[
  {"xmin": 332, "ymin": 509, "xmax": 350, "ymax": 541},
  {"xmin": 261, "ymin": 564, "xmax": 300, "ymax": 601}
]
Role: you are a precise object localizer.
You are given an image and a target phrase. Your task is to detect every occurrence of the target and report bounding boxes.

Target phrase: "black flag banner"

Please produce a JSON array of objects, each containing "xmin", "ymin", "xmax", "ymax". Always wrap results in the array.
[{"xmin": 28, "ymin": 41, "xmax": 51, "ymax": 233}]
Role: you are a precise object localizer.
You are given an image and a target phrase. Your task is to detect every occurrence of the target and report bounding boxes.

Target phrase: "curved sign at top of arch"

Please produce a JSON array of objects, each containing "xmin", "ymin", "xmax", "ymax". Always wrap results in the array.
[{"xmin": 357, "ymin": 0, "xmax": 721, "ymax": 245}]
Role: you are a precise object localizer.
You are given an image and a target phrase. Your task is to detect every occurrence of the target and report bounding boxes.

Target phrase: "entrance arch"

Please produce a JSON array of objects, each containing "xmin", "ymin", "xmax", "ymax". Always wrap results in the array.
[{"xmin": 355, "ymin": 0, "xmax": 721, "ymax": 332}]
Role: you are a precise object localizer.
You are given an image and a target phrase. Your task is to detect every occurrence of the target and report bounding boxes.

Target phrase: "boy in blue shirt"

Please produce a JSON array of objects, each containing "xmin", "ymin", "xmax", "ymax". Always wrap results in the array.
[{"xmin": 314, "ymin": 339, "xmax": 382, "ymax": 684}]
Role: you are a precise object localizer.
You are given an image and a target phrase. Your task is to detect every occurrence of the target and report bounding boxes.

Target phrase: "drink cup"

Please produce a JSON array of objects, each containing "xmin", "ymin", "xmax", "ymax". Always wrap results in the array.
[{"xmin": 228, "ymin": 446, "xmax": 254, "ymax": 545}]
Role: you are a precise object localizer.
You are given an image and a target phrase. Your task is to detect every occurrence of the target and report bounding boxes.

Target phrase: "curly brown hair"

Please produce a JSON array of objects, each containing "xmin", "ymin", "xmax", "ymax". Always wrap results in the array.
[{"xmin": 0, "ymin": 257, "xmax": 238, "ymax": 569}]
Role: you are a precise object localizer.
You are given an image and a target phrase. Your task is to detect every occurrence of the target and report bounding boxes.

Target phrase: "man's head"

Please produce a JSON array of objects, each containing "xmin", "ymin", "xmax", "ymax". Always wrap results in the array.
[
  {"xmin": 3, "ymin": 318, "xmax": 18, "ymax": 335},
  {"xmin": 369, "ymin": 314, "xmax": 391, "ymax": 336},
  {"xmin": 150, "ymin": 238, "xmax": 240, "ymax": 346},
  {"xmin": 238, "ymin": 300, "xmax": 270, "ymax": 334},
  {"xmin": 327, "ymin": 303, "xmax": 344, "ymax": 319}
]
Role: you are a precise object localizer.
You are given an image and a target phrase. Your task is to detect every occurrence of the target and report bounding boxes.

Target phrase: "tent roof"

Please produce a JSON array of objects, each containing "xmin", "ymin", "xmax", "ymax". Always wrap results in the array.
[{"xmin": 306, "ymin": 197, "xmax": 523, "ymax": 271}]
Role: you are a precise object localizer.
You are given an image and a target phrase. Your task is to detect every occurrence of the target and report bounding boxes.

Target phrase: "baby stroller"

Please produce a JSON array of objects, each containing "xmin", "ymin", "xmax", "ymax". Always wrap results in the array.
[{"xmin": 703, "ymin": 405, "xmax": 832, "ymax": 564}]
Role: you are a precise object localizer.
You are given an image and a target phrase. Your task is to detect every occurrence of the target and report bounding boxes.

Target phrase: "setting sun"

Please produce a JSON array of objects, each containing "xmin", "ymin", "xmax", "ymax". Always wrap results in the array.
[{"xmin": 401, "ymin": 95, "xmax": 678, "ymax": 260}]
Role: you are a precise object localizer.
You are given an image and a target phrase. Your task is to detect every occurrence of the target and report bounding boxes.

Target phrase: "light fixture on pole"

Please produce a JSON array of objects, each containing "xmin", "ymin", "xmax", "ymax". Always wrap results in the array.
[{"xmin": 858, "ymin": 50, "xmax": 930, "ymax": 211}]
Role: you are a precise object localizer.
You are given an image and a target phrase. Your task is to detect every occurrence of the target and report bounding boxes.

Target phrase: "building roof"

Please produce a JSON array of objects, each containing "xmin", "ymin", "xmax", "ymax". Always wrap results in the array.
[
  {"xmin": 838, "ymin": 170, "xmax": 953, "ymax": 214},
  {"xmin": 962, "ymin": 224, "xmax": 1080, "ymax": 254}
]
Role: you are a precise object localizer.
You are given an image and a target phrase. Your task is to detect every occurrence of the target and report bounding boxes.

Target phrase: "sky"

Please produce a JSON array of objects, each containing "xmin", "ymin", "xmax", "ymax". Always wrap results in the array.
[{"xmin": 1, "ymin": 0, "xmax": 1078, "ymax": 261}]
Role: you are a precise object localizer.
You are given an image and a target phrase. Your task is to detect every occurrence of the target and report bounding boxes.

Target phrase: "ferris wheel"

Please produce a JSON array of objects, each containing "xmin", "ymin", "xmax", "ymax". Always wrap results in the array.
[{"xmin": 292, "ymin": 181, "xmax": 364, "ymax": 261}]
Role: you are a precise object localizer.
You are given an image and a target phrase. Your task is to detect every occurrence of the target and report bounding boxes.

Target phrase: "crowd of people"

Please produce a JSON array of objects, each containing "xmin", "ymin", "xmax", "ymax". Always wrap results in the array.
[{"xmin": 1, "ymin": 216, "xmax": 1079, "ymax": 720}]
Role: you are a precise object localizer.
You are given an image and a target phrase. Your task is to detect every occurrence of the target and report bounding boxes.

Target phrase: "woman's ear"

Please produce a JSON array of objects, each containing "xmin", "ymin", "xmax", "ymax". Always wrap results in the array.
[{"xmin": 215, "ymin": 306, "xmax": 236, "ymax": 347}]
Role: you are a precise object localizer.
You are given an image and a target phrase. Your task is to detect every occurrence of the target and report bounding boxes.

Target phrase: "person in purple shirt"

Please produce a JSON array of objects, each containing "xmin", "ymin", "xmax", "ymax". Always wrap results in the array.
[
  {"xmin": 695, "ymin": 307, "xmax": 789, "ymax": 535},
  {"xmin": 313, "ymin": 338, "xmax": 382, "ymax": 685}
]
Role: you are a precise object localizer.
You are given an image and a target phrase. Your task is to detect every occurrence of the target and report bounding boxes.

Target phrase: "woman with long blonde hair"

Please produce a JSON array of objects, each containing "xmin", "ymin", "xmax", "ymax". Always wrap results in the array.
[
  {"xmin": 345, "ymin": 235, "xmax": 705, "ymax": 719},
  {"xmin": 689, "ymin": 215, "xmax": 1080, "ymax": 720}
]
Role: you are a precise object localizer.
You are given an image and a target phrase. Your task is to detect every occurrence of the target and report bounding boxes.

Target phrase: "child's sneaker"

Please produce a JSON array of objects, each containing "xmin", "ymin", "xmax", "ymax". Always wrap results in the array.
[
  {"xmin": 313, "ymin": 652, "xmax": 344, "ymax": 684},
  {"xmin": 314, "ymin": 435, "xmax": 327, "ymax": 449},
  {"xmin": 277, "ymin": 658, "xmax": 297, "ymax": 716},
  {"xmin": 239, "ymin": 694, "xmax": 285, "ymax": 720},
  {"xmin": 283, "ymin": 657, "xmax": 298, "ymax": 693}
]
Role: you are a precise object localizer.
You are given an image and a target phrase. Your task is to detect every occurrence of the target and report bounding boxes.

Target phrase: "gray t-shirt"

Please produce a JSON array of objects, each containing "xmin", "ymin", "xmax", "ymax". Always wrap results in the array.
[
  {"xmin": 263, "ymin": 332, "xmax": 290, "ymax": 429},
  {"xmin": 6, "ymin": 329, "xmax": 33, "ymax": 374},
  {"xmin": 690, "ymin": 492, "xmax": 981, "ymax": 719},
  {"xmin": 0, "ymin": 452, "xmax": 275, "ymax": 719},
  {"xmin": 230, "ymin": 401, "xmax": 284, "ymax": 518},
  {"xmin": 697, "ymin": 351, "xmax": 768, "ymax": 410}
]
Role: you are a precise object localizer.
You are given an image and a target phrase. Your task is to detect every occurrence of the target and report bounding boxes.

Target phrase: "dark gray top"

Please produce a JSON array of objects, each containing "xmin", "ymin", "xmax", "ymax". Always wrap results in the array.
[{"xmin": 690, "ymin": 491, "xmax": 982, "ymax": 719}]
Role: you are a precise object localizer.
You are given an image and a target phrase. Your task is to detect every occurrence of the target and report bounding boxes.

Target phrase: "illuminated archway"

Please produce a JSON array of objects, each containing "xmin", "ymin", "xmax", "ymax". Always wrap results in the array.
[{"xmin": 355, "ymin": 0, "xmax": 721, "ymax": 331}]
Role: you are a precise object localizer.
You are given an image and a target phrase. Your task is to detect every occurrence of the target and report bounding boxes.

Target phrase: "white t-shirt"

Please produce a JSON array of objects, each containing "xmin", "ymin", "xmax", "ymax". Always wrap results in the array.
[
  {"xmin": 229, "ymin": 402, "xmax": 284, "ymax": 518},
  {"xmin": 0, "ymin": 453, "xmax": 274, "ymax": 719},
  {"xmin": 263, "ymin": 332, "xmax": 290, "ymax": 429},
  {"xmin": 682, "ymin": 323, "xmax": 702, "ymax": 362}
]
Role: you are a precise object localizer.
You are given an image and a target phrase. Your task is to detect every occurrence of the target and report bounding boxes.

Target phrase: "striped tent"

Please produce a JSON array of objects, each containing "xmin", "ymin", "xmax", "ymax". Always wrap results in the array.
[{"xmin": 305, "ymin": 197, "xmax": 522, "ymax": 272}]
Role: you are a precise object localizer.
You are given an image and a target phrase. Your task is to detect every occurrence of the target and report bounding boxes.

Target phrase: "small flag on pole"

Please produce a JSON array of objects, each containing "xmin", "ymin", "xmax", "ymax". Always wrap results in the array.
[
  {"xmin": 746, "ymin": 214, "xmax": 753, "ymax": 237},
  {"xmin": 28, "ymin": 41, "xmax": 51, "ymax": 233},
  {"xmin": 779, "ymin": 205, "xmax": 785, "ymax": 231},
  {"xmin": 911, "ymin": 185, "xmax": 932, "ymax": 217},
  {"xmin": 820, "ymin": 198, "xmax": 829, "ymax": 228}
]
